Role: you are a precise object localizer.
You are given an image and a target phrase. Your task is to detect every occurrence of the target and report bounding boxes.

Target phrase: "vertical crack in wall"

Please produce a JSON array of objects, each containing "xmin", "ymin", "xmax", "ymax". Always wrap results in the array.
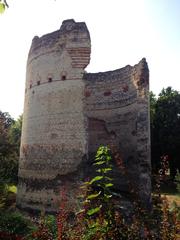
[{"xmin": 17, "ymin": 19, "xmax": 151, "ymax": 212}]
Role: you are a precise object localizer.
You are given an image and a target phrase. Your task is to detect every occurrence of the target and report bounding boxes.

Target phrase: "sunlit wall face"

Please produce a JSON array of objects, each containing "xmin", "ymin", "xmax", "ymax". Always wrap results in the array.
[{"xmin": 0, "ymin": 0, "xmax": 179, "ymax": 119}]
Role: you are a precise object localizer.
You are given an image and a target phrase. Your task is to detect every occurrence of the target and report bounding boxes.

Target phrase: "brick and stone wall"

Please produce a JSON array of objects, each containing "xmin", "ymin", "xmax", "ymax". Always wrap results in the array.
[
  {"xmin": 17, "ymin": 19, "xmax": 151, "ymax": 212},
  {"xmin": 17, "ymin": 19, "xmax": 91, "ymax": 211},
  {"xmin": 84, "ymin": 59, "xmax": 151, "ymax": 207}
]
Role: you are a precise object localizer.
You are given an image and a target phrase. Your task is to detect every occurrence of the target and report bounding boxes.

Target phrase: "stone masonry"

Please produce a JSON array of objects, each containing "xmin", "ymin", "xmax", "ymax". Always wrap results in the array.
[{"xmin": 17, "ymin": 19, "xmax": 151, "ymax": 212}]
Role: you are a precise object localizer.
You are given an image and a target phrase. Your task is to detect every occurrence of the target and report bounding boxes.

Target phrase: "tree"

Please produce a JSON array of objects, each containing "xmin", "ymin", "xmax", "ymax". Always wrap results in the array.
[
  {"xmin": 9, "ymin": 114, "xmax": 22, "ymax": 155},
  {"xmin": 0, "ymin": 0, "xmax": 8, "ymax": 13},
  {"xmin": 0, "ymin": 0, "xmax": 55, "ymax": 13},
  {"xmin": 0, "ymin": 111, "xmax": 14, "ymax": 157},
  {"xmin": 151, "ymin": 87, "xmax": 180, "ymax": 178},
  {"xmin": 150, "ymin": 91, "xmax": 160, "ymax": 172},
  {"xmin": 149, "ymin": 91, "xmax": 157, "ymax": 124},
  {"xmin": 0, "ymin": 111, "xmax": 22, "ymax": 184}
]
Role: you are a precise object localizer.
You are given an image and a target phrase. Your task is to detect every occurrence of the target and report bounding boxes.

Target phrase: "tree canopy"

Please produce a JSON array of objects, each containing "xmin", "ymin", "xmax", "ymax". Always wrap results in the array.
[
  {"xmin": 0, "ymin": 0, "xmax": 8, "ymax": 13},
  {"xmin": 0, "ymin": 111, "xmax": 22, "ymax": 184},
  {"xmin": 151, "ymin": 87, "xmax": 180, "ymax": 178}
]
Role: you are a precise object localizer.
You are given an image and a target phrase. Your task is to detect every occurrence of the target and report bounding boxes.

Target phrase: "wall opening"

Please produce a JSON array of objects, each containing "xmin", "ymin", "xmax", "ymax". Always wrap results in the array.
[
  {"xmin": 61, "ymin": 75, "xmax": 66, "ymax": 80},
  {"xmin": 48, "ymin": 77, "xmax": 52, "ymax": 82},
  {"xmin": 104, "ymin": 90, "xmax": 111, "ymax": 96},
  {"xmin": 61, "ymin": 71, "xmax": 67, "ymax": 81},
  {"xmin": 37, "ymin": 81, "xmax": 40, "ymax": 85}
]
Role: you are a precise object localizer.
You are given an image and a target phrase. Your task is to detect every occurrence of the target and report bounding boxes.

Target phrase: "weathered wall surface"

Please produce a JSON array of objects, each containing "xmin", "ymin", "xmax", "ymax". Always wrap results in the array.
[
  {"xmin": 17, "ymin": 19, "xmax": 91, "ymax": 211},
  {"xmin": 84, "ymin": 59, "xmax": 151, "ymax": 206},
  {"xmin": 17, "ymin": 19, "xmax": 151, "ymax": 212}
]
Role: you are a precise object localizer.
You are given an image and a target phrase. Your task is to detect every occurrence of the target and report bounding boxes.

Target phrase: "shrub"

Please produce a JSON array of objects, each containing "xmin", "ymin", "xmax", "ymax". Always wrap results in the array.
[
  {"xmin": 175, "ymin": 170, "xmax": 180, "ymax": 193},
  {"xmin": 0, "ymin": 211, "xmax": 34, "ymax": 237},
  {"xmin": 1, "ymin": 146, "xmax": 179, "ymax": 239},
  {"xmin": 71, "ymin": 146, "xmax": 180, "ymax": 240}
]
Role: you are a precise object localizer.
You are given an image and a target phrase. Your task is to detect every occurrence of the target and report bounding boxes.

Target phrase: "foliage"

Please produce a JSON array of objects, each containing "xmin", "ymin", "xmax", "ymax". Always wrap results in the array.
[
  {"xmin": 175, "ymin": 170, "xmax": 180, "ymax": 194},
  {"xmin": 0, "ymin": 184, "xmax": 17, "ymax": 210},
  {"xmin": 80, "ymin": 146, "xmax": 114, "ymax": 239},
  {"xmin": 85, "ymin": 146, "xmax": 113, "ymax": 213},
  {"xmin": 0, "ymin": 210, "xmax": 34, "ymax": 237},
  {"xmin": 151, "ymin": 87, "xmax": 180, "ymax": 178},
  {"xmin": 28, "ymin": 190, "xmax": 66, "ymax": 240},
  {"xmin": 0, "ymin": 145, "xmax": 179, "ymax": 239},
  {"xmin": 0, "ymin": 154, "xmax": 19, "ymax": 184},
  {"xmin": 28, "ymin": 215, "xmax": 57, "ymax": 240},
  {"xmin": 66, "ymin": 146, "xmax": 180, "ymax": 240},
  {"xmin": 44, "ymin": 215, "xmax": 58, "ymax": 239},
  {"xmin": 149, "ymin": 91, "xmax": 157, "ymax": 125},
  {"xmin": 0, "ymin": 111, "xmax": 14, "ymax": 157},
  {"xmin": 8, "ymin": 185, "xmax": 17, "ymax": 194},
  {"xmin": 0, "ymin": 183, "xmax": 8, "ymax": 209},
  {"xmin": 0, "ymin": 208, "xmax": 57, "ymax": 240},
  {"xmin": 150, "ymin": 155, "xmax": 180, "ymax": 239},
  {"xmin": 0, "ymin": 0, "xmax": 8, "ymax": 13},
  {"xmin": 9, "ymin": 115, "xmax": 22, "ymax": 154},
  {"xmin": 0, "ymin": 112, "xmax": 22, "ymax": 238},
  {"xmin": 0, "ymin": 112, "xmax": 22, "ymax": 185}
]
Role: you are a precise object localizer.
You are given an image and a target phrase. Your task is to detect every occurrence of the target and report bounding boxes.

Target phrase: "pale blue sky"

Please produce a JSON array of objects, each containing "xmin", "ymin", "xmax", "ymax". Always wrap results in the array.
[{"xmin": 0, "ymin": 0, "xmax": 180, "ymax": 119}]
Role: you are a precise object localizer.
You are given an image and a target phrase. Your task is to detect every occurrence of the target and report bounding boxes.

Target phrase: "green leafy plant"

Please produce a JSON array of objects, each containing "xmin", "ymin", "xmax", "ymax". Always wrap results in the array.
[
  {"xmin": 0, "ymin": 111, "xmax": 20, "ymax": 185},
  {"xmin": 28, "ymin": 215, "xmax": 55, "ymax": 240},
  {"xmin": 0, "ymin": 211, "xmax": 34, "ymax": 237},
  {"xmin": 1, "ymin": 145, "xmax": 179, "ymax": 239},
  {"xmin": 175, "ymin": 170, "xmax": 180, "ymax": 194},
  {"xmin": 85, "ymin": 146, "xmax": 113, "ymax": 214},
  {"xmin": 0, "ymin": 0, "xmax": 8, "ymax": 13},
  {"xmin": 81, "ymin": 146, "xmax": 114, "ymax": 239},
  {"xmin": 76, "ymin": 147, "xmax": 180, "ymax": 240}
]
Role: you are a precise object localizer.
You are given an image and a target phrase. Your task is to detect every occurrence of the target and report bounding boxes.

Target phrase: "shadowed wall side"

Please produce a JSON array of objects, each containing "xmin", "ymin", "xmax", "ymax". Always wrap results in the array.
[
  {"xmin": 84, "ymin": 59, "xmax": 151, "ymax": 207},
  {"xmin": 17, "ymin": 19, "xmax": 151, "ymax": 212}
]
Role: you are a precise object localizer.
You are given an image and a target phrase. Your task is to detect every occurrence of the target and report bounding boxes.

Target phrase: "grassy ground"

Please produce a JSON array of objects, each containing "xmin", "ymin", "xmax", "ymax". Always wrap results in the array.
[
  {"xmin": 160, "ymin": 179, "xmax": 180, "ymax": 206},
  {"xmin": 164, "ymin": 194, "xmax": 180, "ymax": 206}
]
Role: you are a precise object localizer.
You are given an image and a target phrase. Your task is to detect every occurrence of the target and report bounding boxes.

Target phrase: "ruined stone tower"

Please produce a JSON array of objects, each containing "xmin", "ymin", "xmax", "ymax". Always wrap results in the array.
[{"xmin": 17, "ymin": 19, "xmax": 151, "ymax": 212}]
